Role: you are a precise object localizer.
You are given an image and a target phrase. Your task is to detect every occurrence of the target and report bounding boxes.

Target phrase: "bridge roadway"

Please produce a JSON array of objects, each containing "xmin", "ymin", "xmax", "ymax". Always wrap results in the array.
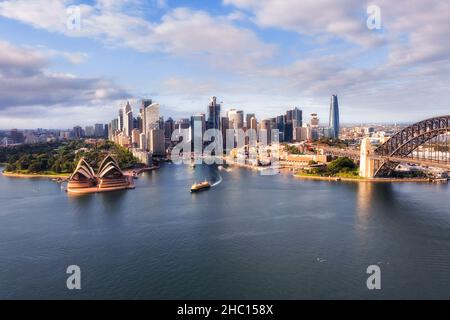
[{"xmin": 319, "ymin": 145, "xmax": 450, "ymax": 171}]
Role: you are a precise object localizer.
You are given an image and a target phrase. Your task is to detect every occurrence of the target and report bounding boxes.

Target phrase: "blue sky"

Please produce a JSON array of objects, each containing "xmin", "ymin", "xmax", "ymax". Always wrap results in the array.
[{"xmin": 0, "ymin": 0, "xmax": 449, "ymax": 128}]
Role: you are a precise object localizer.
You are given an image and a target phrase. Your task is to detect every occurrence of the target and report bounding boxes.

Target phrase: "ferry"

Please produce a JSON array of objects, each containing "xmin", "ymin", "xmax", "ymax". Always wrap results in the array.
[{"xmin": 190, "ymin": 180, "xmax": 211, "ymax": 193}]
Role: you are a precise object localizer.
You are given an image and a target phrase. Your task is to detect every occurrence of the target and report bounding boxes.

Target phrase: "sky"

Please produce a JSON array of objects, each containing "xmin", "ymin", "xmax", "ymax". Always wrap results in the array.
[{"xmin": 0, "ymin": 0, "xmax": 449, "ymax": 129}]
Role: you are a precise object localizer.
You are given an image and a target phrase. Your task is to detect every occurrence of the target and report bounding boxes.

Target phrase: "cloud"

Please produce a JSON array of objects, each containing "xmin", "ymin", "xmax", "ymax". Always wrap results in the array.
[
  {"xmin": 0, "ymin": 40, "xmax": 47, "ymax": 76},
  {"xmin": 153, "ymin": 8, "xmax": 275, "ymax": 71},
  {"xmin": 35, "ymin": 47, "xmax": 88, "ymax": 64},
  {"xmin": 0, "ymin": 0, "xmax": 274, "ymax": 72},
  {"xmin": 1, "ymin": 0, "xmax": 450, "ymax": 124},
  {"xmin": 224, "ymin": 0, "xmax": 450, "ymax": 68},
  {"xmin": 223, "ymin": 0, "xmax": 385, "ymax": 47},
  {"xmin": 0, "ymin": 41, "xmax": 129, "ymax": 111}
]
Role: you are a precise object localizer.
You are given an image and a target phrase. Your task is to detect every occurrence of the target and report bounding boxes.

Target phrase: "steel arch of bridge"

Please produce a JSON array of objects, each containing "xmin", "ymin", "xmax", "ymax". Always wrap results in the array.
[{"xmin": 373, "ymin": 115, "xmax": 450, "ymax": 176}]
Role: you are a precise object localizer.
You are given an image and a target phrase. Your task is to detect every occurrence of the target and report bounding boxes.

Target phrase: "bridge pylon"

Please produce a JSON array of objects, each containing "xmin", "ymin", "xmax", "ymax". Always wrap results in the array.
[{"xmin": 359, "ymin": 138, "xmax": 376, "ymax": 178}]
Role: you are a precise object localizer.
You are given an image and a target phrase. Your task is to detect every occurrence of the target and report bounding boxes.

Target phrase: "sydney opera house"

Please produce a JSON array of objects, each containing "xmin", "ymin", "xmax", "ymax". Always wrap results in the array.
[{"xmin": 67, "ymin": 155, "xmax": 134, "ymax": 194}]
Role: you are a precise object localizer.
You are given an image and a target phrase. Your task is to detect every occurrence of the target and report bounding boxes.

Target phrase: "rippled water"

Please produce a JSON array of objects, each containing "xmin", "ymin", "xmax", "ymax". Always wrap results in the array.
[{"xmin": 0, "ymin": 165, "xmax": 449, "ymax": 299}]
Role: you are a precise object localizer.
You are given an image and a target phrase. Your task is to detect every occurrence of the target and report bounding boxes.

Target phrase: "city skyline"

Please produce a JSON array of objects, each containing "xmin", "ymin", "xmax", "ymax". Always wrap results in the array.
[
  {"xmin": 1, "ymin": 0, "xmax": 450, "ymax": 304},
  {"xmin": 1, "ymin": 1, "xmax": 450, "ymax": 128}
]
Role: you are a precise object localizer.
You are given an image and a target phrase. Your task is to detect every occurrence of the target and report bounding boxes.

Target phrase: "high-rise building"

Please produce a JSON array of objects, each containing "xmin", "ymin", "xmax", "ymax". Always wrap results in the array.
[
  {"xmin": 286, "ymin": 107, "xmax": 302, "ymax": 127},
  {"xmin": 141, "ymin": 99, "xmax": 152, "ymax": 137},
  {"xmin": 221, "ymin": 116, "xmax": 229, "ymax": 148},
  {"xmin": 85, "ymin": 126, "xmax": 94, "ymax": 137},
  {"xmin": 94, "ymin": 123, "xmax": 105, "ymax": 137},
  {"xmin": 111, "ymin": 118, "xmax": 119, "ymax": 136},
  {"xmin": 207, "ymin": 96, "xmax": 221, "ymax": 130},
  {"xmin": 310, "ymin": 113, "xmax": 320, "ymax": 140},
  {"xmin": 276, "ymin": 115, "xmax": 285, "ymax": 142},
  {"xmin": 136, "ymin": 115, "xmax": 143, "ymax": 131},
  {"xmin": 144, "ymin": 103, "xmax": 160, "ymax": 134},
  {"xmin": 191, "ymin": 114, "xmax": 206, "ymax": 154},
  {"xmin": 139, "ymin": 132, "xmax": 146, "ymax": 150},
  {"xmin": 131, "ymin": 128, "xmax": 141, "ymax": 147},
  {"xmin": 294, "ymin": 123, "xmax": 312, "ymax": 142},
  {"xmin": 164, "ymin": 117, "xmax": 175, "ymax": 141},
  {"xmin": 72, "ymin": 126, "xmax": 83, "ymax": 139},
  {"xmin": 122, "ymin": 102, "xmax": 133, "ymax": 137},
  {"xmin": 175, "ymin": 118, "xmax": 190, "ymax": 132},
  {"xmin": 310, "ymin": 113, "xmax": 319, "ymax": 127},
  {"xmin": 283, "ymin": 107, "xmax": 302, "ymax": 142},
  {"xmin": 284, "ymin": 122, "xmax": 293, "ymax": 142},
  {"xmin": 149, "ymin": 129, "xmax": 165, "ymax": 156},
  {"xmin": 9, "ymin": 129, "xmax": 24, "ymax": 144},
  {"xmin": 246, "ymin": 113, "xmax": 255, "ymax": 129},
  {"xmin": 249, "ymin": 116, "xmax": 257, "ymax": 130},
  {"xmin": 118, "ymin": 109, "xmax": 124, "ymax": 132},
  {"xmin": 329, "ymin": 94, "xmax": 340, "ymax": 139},
  {"xmin": 227, "ymin": 109, "xmax": 244, "ymax": 129},
  {"xmin": 292, "ymin": 107, "xmax": 302, "ymax": 126},
  {"xmin": 107, "ymin": 123, "xmax": 113, "ymax": 140},
  {"xmin": 259, "ymin": 119, "xmax": 272, "ymax": 143}
]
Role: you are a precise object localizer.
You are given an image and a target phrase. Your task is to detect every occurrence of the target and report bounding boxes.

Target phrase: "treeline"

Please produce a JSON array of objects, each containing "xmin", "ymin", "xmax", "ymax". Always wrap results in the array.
[
  {"xmin": 307, "ymin": 157, "xmax": 359, "ymax": 177},
  {"xmin": 283, "ymin": 144, "xmax": 304, "ymax": 155},
  {"xmin": 1, "ymin": 140, "xmax": 138, "ymax": 173},
  {"xmin": 316, "ymin": 137, "xmax": 349, "ymax": 149}
]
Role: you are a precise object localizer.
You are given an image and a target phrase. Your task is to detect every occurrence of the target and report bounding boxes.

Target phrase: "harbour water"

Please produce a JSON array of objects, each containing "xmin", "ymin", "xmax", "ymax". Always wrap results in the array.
[{"xmin": 0, "ymin": 164, "xmax": 449, "ymax": 299}]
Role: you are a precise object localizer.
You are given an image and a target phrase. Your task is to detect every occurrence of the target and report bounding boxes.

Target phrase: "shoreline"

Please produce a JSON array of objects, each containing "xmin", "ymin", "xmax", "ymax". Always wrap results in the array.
[
  {"xmin": 2, "ymin": 165, "xmax": 445, "ymax": 184},
  {"xmin": 2, "ymin": 171, "xmax": 70, "ymax": 179},
  {"xmin": 1, "ymin": 164, "xmax": 160, "ymax": 182},
  {"xmin": 207, "ymin": 160, "xmax": 445, "ymax": 184},
  {"xmin": 294, "ymin": 174, "xmax": 441, "ymax": 183}
]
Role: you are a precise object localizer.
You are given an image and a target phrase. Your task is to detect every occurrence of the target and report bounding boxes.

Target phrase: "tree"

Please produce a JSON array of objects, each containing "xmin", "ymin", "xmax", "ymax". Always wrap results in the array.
[
  {"xmin": 5, "ymin": 163, "xmax": 16, "ymax": 172},
  {"xmin": 326, "ymin": 157, "xmax": 356, "ymax": 175},
  {"xmin": 28, "ymin": 161, "xmax": 43, "ymax": 173}
]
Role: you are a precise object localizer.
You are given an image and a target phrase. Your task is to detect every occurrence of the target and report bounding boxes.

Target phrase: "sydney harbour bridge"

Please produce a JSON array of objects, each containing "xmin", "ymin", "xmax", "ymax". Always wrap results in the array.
[{"xmin": 321, "ymin": 115, "xmax": 450, "ymax": 178}]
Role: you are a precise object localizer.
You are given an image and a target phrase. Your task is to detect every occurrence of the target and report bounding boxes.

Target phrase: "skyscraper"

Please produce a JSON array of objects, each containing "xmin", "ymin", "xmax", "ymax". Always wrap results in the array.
[
  {"xmin": 9, "ymin": 129, "xmax": 24, "ymax": 144},
  {"xmin": 310, "ymin": 113, "xmax": 319, "ymax": 140},
  {"xmin": 227, "ymin": 109, "xmax": 244, "ymax": 130},
  {"xmin": 143, "ymin": 103, "xmax": 160, "ymax": 151},
  {"xmin": 94, "ymin": 123, "xmax": 104, "ymax": 137},
  {"xmin": 85, "ymin": 126, "xmax": 94, "ymax": 137},
  {"xmin": 149, "ymin": 129, "xmax": 165, "ymax": 156},
  {"xmin": 276, "ymin": 115, "xmax": 285, "ymax": 142},
  {"xmin": 123, "ymin": 102, "xmax": 133, "ymax": 137},
  {"xmin": 207, "ymin": 96, "xmax": 221, "ymax": 130},
  {"xmin": 329, "ymin": 94, "xmax": 340, "ymax": 139},
  {"xmin": 118, "ymin": 109, "xmax": 124, "ymax": 132},
  {"xmin": 164, "ymin": 117, "xmax": 174, "ymax": 141},
  {"xmin": 310, "ymin": 113, "xmax": 319, "ymax": 127},
  {"xmin": 72, "ymin": 126, "xmax": 83, "ymax": 139},
  {"xmin": 249, "ymin": 116, "xmax": 257, "ymax": 130},
  {"xmin": 111, "ymin": 118, "xmax": 119, "ymax": 135},
  {"xmin": 191, "ymin": 113, "xmax": 206, "ymax": 154},
  {"xmin": 141, "ymin": 99, "xmax": 152, "ymax": 137},
  {"xmin": 221, "ymin": 116, "xmax": 229, "ymax": 148},
  {"xmin": 284, "ymin": 107, "xmax": 302, "ymax": 141},
  {"xmin": 144, "ymin": 103, "xmax": 160, "ymax": 134},
  {"xmin": 246, "ymin": 113, "xmax": 255, "ymax": 129},
  {"xmin": 259, "ymin": 119, "xmax": 272, "ymax": 143}
]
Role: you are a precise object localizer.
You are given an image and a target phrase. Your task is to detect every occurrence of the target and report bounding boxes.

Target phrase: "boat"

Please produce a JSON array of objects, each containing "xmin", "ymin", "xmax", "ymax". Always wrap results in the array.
[{"xmin": 190, "ymin": 180, "xmax": 211, "ymax": 193}]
